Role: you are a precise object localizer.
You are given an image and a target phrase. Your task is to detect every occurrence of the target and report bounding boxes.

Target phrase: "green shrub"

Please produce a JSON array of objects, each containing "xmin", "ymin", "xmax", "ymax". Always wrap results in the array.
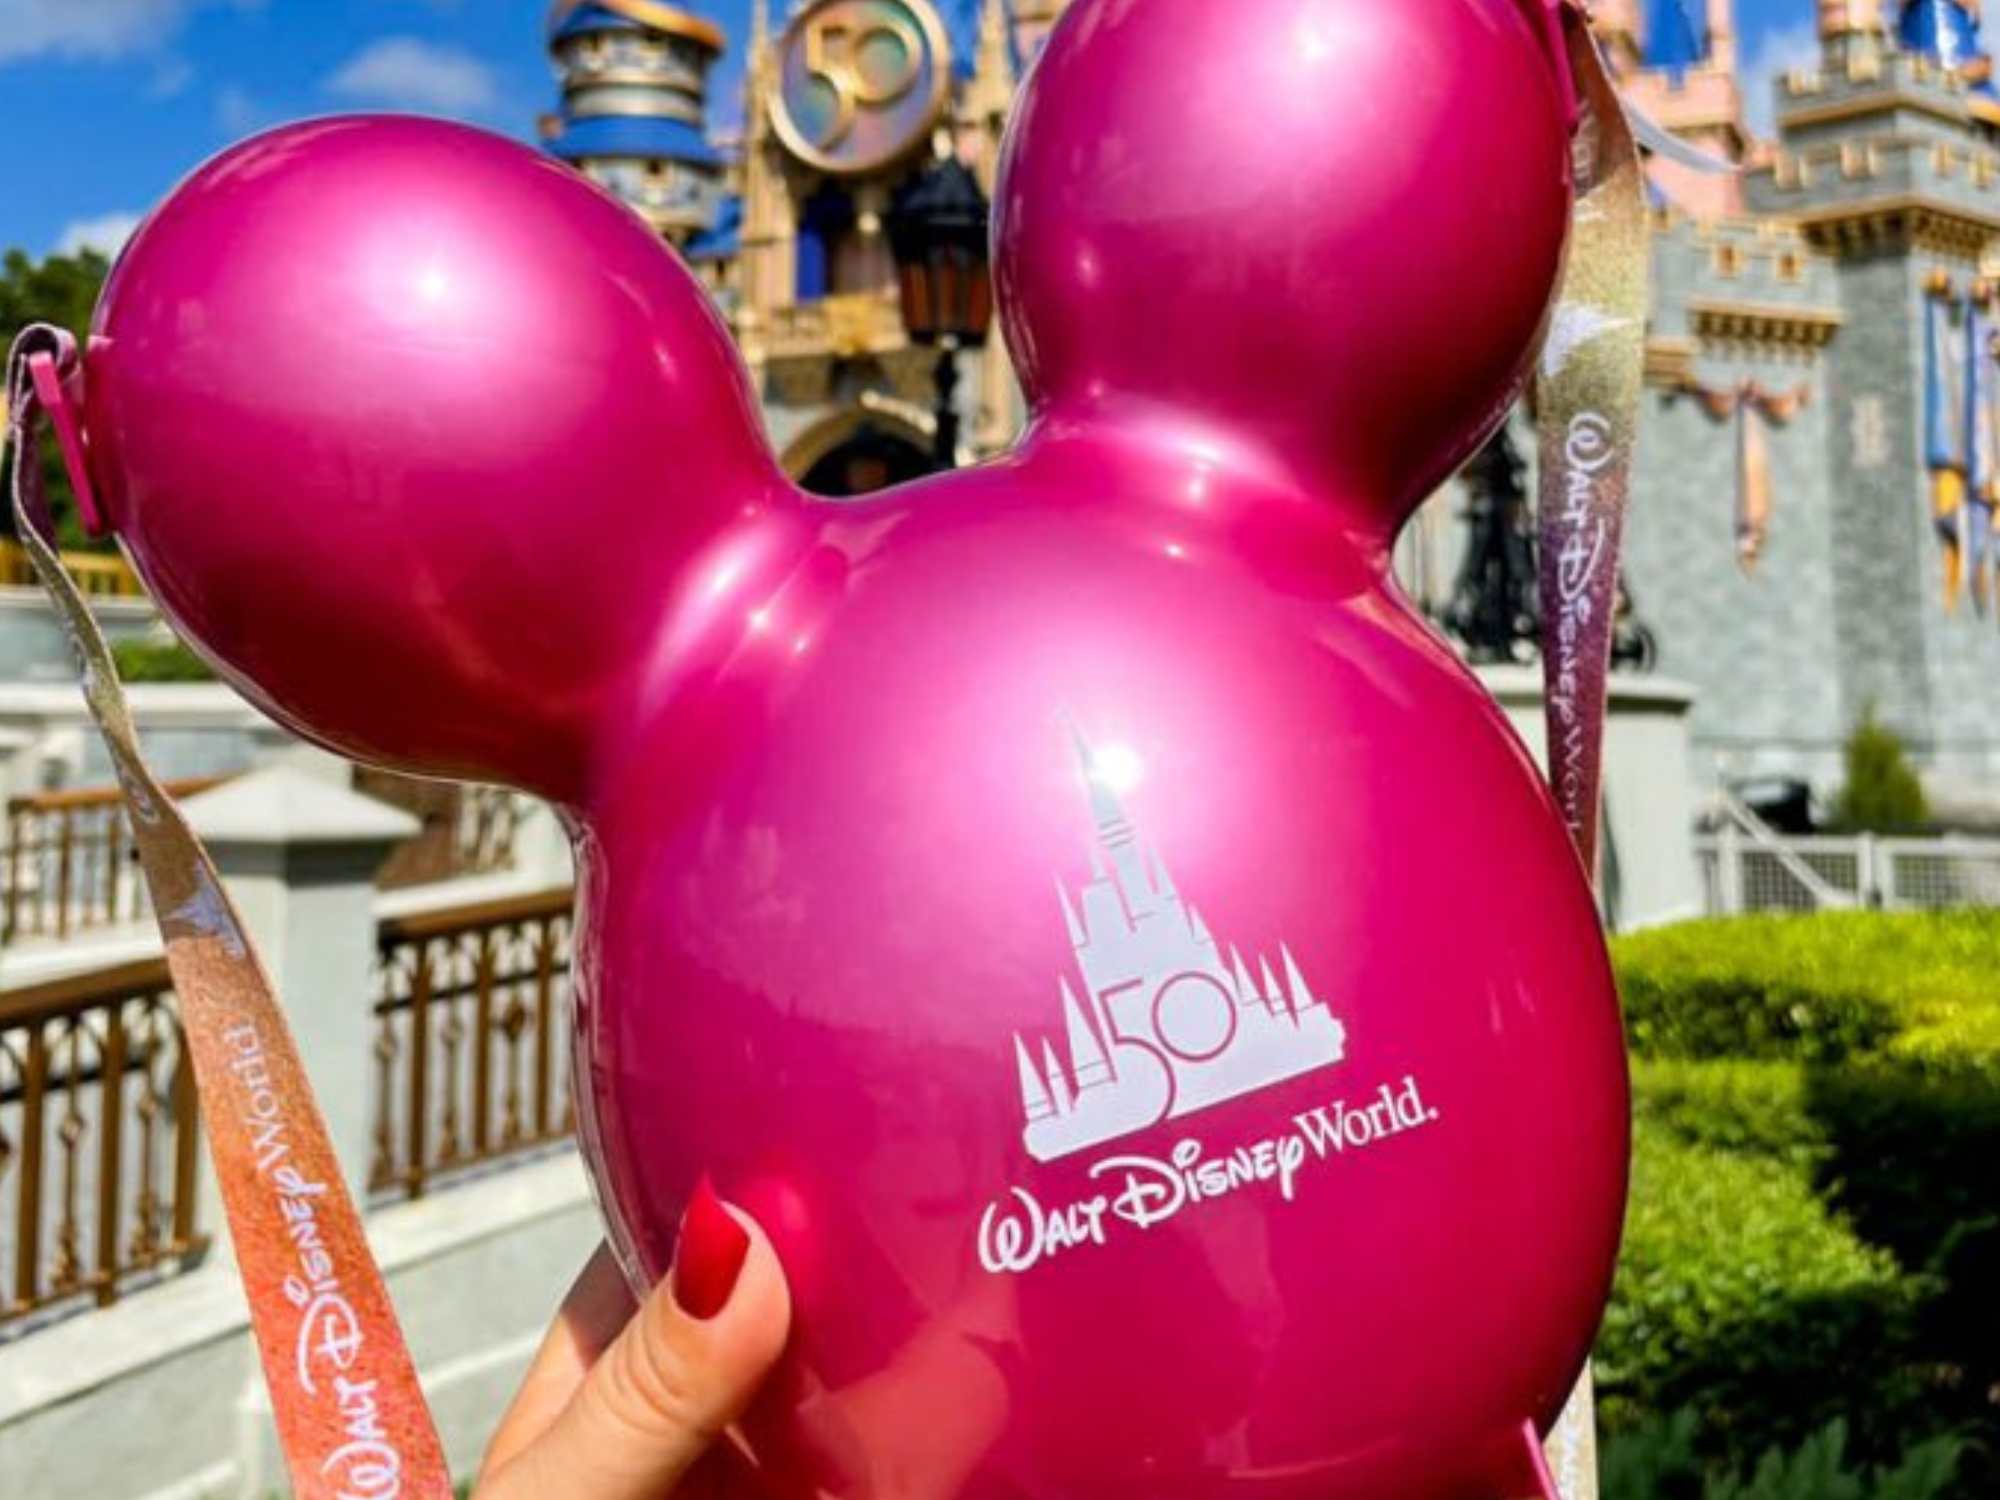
[
  {"xmin": 1603, "ymin": 1411, "xmax": 1962, "ymax": 1500},
  {"xmin": 1597, "ymin": 1125, "xmax": 1929, "ymax": 1456},
  {"xmin": 1629, "ymin": 1058, "xmax": 1827, "ymax": 1167},
  {"xmin": 1833, "ymin": 706, "xmax": 1930, "ymax": 833},
  {"xmin": 111, "ymin": 636, "xmax": 214, "ymax": 683},
  {"xmin": 1612, "ymin": 912, "xmax": 2000, "ymax": 1061},
  {"xmin": 1603, "ymin": 912, "xmax": 2000, "ymax": 1495},
  {"xmin": 1, "ymin": 248, "xmax": 113, "ymax": 552}
]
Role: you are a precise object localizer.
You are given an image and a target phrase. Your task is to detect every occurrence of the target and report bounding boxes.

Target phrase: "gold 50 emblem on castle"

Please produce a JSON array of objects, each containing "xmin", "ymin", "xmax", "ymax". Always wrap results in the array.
[
  {"xmin": 1016, "ymin": 734, "xmax": 1348, "ymax": 1163},
  {"xmin": 772, "ymin": 0, "xmax": 952, "ymax": 176}
]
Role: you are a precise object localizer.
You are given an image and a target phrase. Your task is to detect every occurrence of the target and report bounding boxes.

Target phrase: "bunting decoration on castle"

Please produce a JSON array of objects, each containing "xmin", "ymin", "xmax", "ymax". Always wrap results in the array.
[
  {"xmin": 1675, "ymin": 377, "xmax": 1811, "ymax": 574},
  {"xmin": 1967, "ymin": 292, "xmax": 1999, "ymax": 613},
  {"xmin": 1923, "ymin": 281, "xmax": 2000, "ymax": 613}
]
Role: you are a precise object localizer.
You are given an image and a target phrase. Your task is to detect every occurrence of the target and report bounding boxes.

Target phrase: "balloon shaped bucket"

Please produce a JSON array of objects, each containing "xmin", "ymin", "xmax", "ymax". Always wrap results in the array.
[{"xmin": 9, "ymin": 1, "xmax": 1636, "ymax": 1495}]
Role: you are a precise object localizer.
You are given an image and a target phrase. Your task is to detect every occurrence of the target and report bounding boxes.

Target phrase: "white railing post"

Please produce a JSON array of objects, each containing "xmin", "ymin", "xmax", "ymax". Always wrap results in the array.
[
  {"xmin": 247, "ymin": 721, "xmax": 355, "ymax": 786},
  {"xmin": 511, "ymin": 796, "xmax": 575, "ymax": 887},
  {"xmin": 184, "ymin": 767, "xmax": 419, "ymax": 1217},
  {"xmin": 1717, "ymin": 821, "xmax": 1744, "ymax": 914},
  {"xmin": 1858, "ymin": 832, "xmax": 1882, "ymax": 908}
]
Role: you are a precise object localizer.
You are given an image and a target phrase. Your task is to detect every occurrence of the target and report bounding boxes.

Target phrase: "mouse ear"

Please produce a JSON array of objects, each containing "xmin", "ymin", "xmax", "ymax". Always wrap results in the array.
[
  {"xmin": 993, "ymin": 0, "xmax": 1572, "ymax": 536},
  {"xmin": 80, "ymin": 117, "xmax": 787, "ymax": 804}
]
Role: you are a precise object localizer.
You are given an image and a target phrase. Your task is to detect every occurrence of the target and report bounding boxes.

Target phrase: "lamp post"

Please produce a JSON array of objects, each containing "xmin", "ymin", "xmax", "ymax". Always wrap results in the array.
[
  {"xmin": 1442, "ymin": 423, "xmax": 1658, "ymax": 671},
  {"xmin": 886, "ymin": 148, "xmax": 994, "ymax": 470},
  {"xmin": 1446, "ymin": 426, "xmax": 1540, "ymax": 663}
]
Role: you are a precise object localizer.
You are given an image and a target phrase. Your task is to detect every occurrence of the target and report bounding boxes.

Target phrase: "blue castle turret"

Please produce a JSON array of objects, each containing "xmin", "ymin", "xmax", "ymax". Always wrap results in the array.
[
  {"xmin": 539, "ymin": 0, "xmax": 728, "ymax": 244},
  {"xmin": 1899, "ymin": 0, "xmax": 1988, "ymax": 72},
  {"xmin": 1642, "ymin": 0, "xmax": 1708, "ymax": 81}
]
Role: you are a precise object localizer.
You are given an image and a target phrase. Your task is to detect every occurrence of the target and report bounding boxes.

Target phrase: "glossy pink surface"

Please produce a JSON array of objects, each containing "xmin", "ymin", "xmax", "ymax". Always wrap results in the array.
[{"xmin": 79, "ymin": 1, "xmax": 1627, "ymax": 1494}]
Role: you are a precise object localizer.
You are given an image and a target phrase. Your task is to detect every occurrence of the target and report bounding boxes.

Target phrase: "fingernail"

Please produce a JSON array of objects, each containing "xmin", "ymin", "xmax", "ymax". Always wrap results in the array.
[{"xmin": 673, "ymin": 1173, "xmax": 751, "ymax": 1320}]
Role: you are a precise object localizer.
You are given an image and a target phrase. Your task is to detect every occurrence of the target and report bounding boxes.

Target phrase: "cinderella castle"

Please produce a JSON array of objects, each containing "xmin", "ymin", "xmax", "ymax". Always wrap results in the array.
[{"xmin": 535, "ymin": 0, "xmax": 2000, "ymax": 807}]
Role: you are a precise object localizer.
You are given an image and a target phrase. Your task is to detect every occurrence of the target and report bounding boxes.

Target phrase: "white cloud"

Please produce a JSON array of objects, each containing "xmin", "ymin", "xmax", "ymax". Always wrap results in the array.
[
  {"xmin": 0, "ymin": 0, "xmax": 182, "ymax": 63},
  {"xmin": 149, "ymin": 54, "xmax": 196, "ymax": 97},
  {"xmin": 323, "ymin": 36, "xmax": 498, "ymax": 116},
  {"xmin": 214, "ymin": 83, "xmax": 271, "ymax": 135},
  {"xmin": 1741, "ymin": 20, "xmax": 1821, "ymax": 141},
  {"xmin": 0, "ymin": 0, "xmax": 256, "ymax": 66},
  {"xmin": 54, "ymin": 210, "xmax": 145, "ymax": 258}
]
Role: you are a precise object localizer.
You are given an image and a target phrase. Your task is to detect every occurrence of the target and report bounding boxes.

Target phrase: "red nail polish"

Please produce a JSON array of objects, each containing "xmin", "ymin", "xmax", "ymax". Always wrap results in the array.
[{"xmin": 673, "ymin": 1173, "xmax": 751, "ymax": 1319}]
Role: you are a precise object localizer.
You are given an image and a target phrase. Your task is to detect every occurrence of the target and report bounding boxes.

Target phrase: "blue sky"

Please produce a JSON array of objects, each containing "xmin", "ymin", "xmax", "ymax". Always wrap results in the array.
[{"xmin": 0, "ymin": 0, "xmax": 1828, "ymax": 260}]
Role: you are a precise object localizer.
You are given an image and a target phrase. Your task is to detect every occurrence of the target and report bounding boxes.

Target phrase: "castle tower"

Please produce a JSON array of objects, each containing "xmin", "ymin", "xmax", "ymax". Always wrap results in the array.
[
  {"xmin": 1604, "ymin": 5, "xmax": 2000, "ymax": 800},
  {"xmin": 539, "ymin": 0, "xmax": 729, "ymax": 245},
  {"xmin": 1707, "ymin": 0, "xmax": 1738, "ymax": 74},
  {"xmin": 1741, "ymin": 8, "xmax": 2000, "ymax": 787},
  {"xmin": 1606, "ymin": 0, "xmax": 1748, "ymax": 214},
  {"xmin": 1819, "ymin": 0, "xmax": 1889, "ymax": 78}
]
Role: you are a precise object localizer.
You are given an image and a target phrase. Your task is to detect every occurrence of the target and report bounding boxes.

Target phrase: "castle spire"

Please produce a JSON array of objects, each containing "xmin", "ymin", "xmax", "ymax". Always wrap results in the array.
[
  {"xmin": 1259, "ymin": 956, "xmax": 1294, "ymax": 1021},
  {"xmin": 1015, "ymin": 1035, "xmax": 1054, "ymax": 1121},
  {"xmin": 1061, "ymin": 978, "xmax": 1114, "ymax": 1087},
  {"xmin": 1057, "ymin": 876, "xmax": 1085, "ymax": 946},
  {"xmin": 1281, "ymin": 944, "xmax": 1318, "ymax": 1012},
  {"xmin": 1231, "ymin": 946, "xmax": 1267, "ymax": 1013},
  {"xmin": 1185, "ymin": 902, "xmax": 1214, "ymax": 946},
  {"xmin": 1041, "ymin": 1039, "xmax": 1076, "ymax": 1114},
  {"xmin": 1067, "ymin": 719, "xmax": 1130, "ymax": 842},
  {"xmin": 967, "ymin": 0, "xmax": 1017, "ymax": 115}
]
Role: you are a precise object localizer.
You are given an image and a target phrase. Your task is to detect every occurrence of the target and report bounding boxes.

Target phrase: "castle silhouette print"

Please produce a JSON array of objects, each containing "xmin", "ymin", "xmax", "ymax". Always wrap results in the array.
[{"xmin": 1017, "ymin": 731, "xmax": 1348, "ymax": 1162}]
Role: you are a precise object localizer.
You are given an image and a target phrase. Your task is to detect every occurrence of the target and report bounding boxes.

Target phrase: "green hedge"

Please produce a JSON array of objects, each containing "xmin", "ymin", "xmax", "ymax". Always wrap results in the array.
[
  {"xmin": 1600, "ymin": 913, "xmax": 2000, "ymax": 1498},
  {"xmin": 110, "ymin": 636, "xmax": 214, "ymax": 683},
  {"xmin": 1603, "ymin": 1411, "xmax": 1962, "ymax": 1500}
]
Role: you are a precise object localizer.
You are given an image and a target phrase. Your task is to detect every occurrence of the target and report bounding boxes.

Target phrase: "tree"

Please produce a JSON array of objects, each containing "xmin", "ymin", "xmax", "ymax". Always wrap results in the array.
[
  {"xmin": 1833, "ymin": 705, "xmax": 1930, "ymax": 833},
  {"xmin": 0, "ymin": 247, "xmax": 113, "ymax": 551}
]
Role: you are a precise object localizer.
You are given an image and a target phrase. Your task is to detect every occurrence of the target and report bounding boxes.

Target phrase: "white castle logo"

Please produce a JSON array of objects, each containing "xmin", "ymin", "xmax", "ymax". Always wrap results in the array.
[{"xmin": 1015, "ymin": 732, "xmax": 1348, "ymax": 1163}]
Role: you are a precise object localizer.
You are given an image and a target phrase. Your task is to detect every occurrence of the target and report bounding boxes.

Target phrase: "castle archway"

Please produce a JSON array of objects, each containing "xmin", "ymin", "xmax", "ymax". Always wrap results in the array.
[{"xmin": 781, "ymin": 406, "xmax": 937, "ymax": 498}]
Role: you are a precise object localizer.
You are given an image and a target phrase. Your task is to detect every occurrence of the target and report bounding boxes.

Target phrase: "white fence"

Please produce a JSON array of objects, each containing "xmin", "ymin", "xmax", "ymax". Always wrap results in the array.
[{"xmin": 1698, "ymin": 826, "xmax": 2000, "ymax": 913}]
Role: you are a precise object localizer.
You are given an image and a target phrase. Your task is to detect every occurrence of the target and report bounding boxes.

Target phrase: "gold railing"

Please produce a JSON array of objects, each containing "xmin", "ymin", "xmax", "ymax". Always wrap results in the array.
[
  {"xmin": 3, "ymin": 777, "xmax": 230, "ymax": 945},
  {"xmin": 356, "ymin": 773, "xmax": 525, "ymax": 891},
  {"xmin": 0, "ymin": 537, "xmax": 147, "ymax": 600},
  {"xmin": 0, "ymin": 959, "xmax": 205, "ymax": 1333},
  {"xmin": 0, "ymin": 885, "xmax": 577, "ymax": 1336},
  {"xmin": 369, "ymin": 887, "xmax": 576, "ymax": 1202},
  {"xmin": 459, "ymin": 785, "xmax": 525, "ymax": 877},
  {"xmin": 4, "ymin": 778, "xmax": 524, "ymax": 941}
]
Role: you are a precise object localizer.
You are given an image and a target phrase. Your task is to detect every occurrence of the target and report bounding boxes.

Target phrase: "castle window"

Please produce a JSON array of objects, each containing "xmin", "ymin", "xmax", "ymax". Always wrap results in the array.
[
  {"xmin": 1713, "ymin": 242, "xmax": 1744, "ymax": 278},
  {"xmin": 797, "ymin": 183, "xmax": 857, "ymax": 302},
  {"xmin": 1777, "ymin": 250, "xmax": 1804, "ymax": 283}
]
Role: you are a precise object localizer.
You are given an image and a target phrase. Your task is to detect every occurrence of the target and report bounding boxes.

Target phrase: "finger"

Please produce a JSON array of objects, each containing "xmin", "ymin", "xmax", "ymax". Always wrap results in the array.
[
  {"xmin": 478, "ymin": 1184, "xmax": 791, "ymax": 1500},
  {"xmin": 478, "ymin": 1242, "xmax": 638, "ymax": 1481}
]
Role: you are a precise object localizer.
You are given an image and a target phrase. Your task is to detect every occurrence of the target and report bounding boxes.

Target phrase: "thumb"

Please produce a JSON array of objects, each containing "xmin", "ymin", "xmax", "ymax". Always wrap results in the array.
[{"xmin": 482, "ymin": 1179, "xmax": 792, "ymax": 1500}]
